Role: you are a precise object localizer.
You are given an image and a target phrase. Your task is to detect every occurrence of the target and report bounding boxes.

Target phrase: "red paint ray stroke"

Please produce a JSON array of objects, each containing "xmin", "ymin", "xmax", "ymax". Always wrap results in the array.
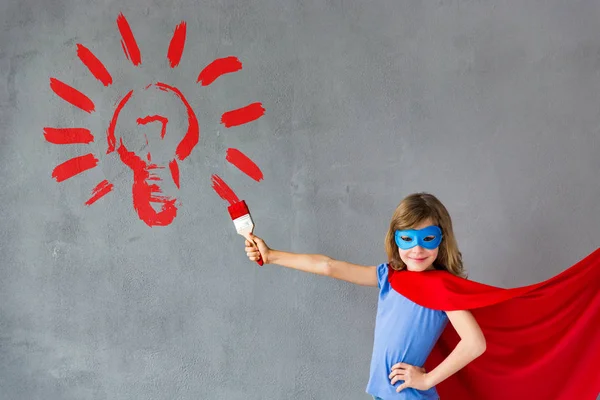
[
  {"xmin": 117, "ymin": 12, "xmax": 141, "ymax": 66},
  {"xmin": 76, "ymin": 44, "xmax": 113, "ymax": 86},
  {"xmin": 211, "ymin": 174, "xmax": 240, "ymax": 206},
  {"xmin": 50, "ymin": 78, "xmax": 95, "ymax": 113},
  {"xmin": 221, "ymin": 102, "xmax": 265, "ymax": 128},
  {"xmin": 85, "ymin": 180, "xmax": 114, "ymax": 206},
  {"xmin": 169, "ymin": 160, "xmax": 180, "ymax": 188},
  {"xmin": 51, "ymin": 153, "xmax": 99, "ymax": 182},
  {"xmin": 225, "ymin": 148, "xmax": 263, "ymax": 182},
  {"xmin": 167, "ymin": 22, "xmax": 186, "ymax": 68},
  {"xmin": 197, "ymin": 56, "xmax": 242, "ymax": 86},
  {"xmin": 43, "ymin": 127, "xmax": 94, "ymax": 144}
]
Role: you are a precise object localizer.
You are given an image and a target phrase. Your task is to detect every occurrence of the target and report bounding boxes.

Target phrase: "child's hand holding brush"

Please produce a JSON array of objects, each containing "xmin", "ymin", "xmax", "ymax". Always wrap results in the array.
[{"xmin": 245, "ymin": 233, "xmax": 271, "ymax": 264}]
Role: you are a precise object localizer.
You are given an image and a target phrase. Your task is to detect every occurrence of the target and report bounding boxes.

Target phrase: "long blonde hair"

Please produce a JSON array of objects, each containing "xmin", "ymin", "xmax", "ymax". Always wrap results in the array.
[{"xmin": 384, "ymin": 192, "xmax": 466, "ymax": 278}]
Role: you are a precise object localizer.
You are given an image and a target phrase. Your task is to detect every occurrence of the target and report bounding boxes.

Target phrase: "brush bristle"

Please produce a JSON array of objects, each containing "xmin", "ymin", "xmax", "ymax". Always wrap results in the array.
[{"xmin": 227, "ymin": 200, "xmax": 249, "ymax": 219}]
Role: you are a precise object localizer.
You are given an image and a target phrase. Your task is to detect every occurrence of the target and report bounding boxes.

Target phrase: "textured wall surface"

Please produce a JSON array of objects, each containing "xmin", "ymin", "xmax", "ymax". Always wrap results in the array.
[{"xmin": 1, "ymin": 0, "xmax": 599, "ymax": 399}]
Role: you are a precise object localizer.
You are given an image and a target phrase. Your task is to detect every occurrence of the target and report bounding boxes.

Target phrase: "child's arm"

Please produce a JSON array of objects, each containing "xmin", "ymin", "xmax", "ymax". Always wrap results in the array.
[
  {"xmin": 422, "ymin": 310, "xmax": 486, "ymax": 387},
  {"xmin": 245, "ymin": 233, "xmax": 378, "ymax": 287},
  {"xmin": 390, "ymin": 309, "xmax": 486, "ymax": 392}
]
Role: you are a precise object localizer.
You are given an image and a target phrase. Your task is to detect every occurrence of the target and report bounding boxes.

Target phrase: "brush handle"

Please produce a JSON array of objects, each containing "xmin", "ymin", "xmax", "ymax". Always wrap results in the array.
[
  {"xmin": 245, "ymin": 235, "xmax": 264, "ymax": 266},
  {"xmin": 252, "ymin": 240, "xmax": 264, "ymax": 266}
]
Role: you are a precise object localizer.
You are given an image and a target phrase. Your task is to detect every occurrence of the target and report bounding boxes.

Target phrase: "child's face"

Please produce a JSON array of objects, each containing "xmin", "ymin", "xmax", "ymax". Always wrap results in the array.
[{"xmin": 397, "ymin": 218, "xmax": 439, "ymax": 272}]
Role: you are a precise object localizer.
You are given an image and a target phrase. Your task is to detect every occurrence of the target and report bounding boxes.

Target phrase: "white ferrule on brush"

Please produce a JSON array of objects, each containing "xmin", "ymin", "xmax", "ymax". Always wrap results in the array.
[{"xmin": 233, "ymin": 214, "xmax": 254, "ymax": 236}]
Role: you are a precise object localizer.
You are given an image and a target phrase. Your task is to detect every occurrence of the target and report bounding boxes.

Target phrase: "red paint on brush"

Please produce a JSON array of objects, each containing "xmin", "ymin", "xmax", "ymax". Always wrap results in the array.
[
  {"xmin": 106, "ymin": 89, "xmax": 134, "ymax": 153},
  {"xmin": 210, "ymin": 174, "xmax": 240, "ymax": 206},
  {"xmin": 117, "ymin": 12, "xmax": 142, "ymax": 66},
  {"xmin": 137, "ymin": 115, "xmax": 169, "ymax": 139},
  {"xmin": 197, "ymin": 56, "xmax": 243, "ymax": 86},
  {"xmin": 76, "ymin": 44, "xmax": 113, "ymax": 86},
  {"xmin": 85, "ymin": 180, "xmax": 114, "ymax": 206},
  {"xmin": 167, "ymin": 22, "xmax": 186, "ymax": 68},
  {"xmin": 227, "ymin": 200, "xmax": 248, "ymax": 219},
  {"xmin": 155, "ymin": 82, "xmax": 199, "ymax": 160},
  {"xmin": 169, "ymin": 160, "xmax": 180, "ymax": 188},
  {"xmin": 51, "ymin": 154, "xmax": 99, "ymax": 182},
  {"xmin": 225, "ymin": 148, "xmax": 263, "ymax": 182},
  {"xmin": 50, "ymin": 78, "xmax": 95, "ymax": 113},
  {"xmin": 44, "ymin": 127, "xmax": 94, "ymax": 144},
  {"xmin": 221, "ymin": 102, "xmax": 265, "ymax": 128}
]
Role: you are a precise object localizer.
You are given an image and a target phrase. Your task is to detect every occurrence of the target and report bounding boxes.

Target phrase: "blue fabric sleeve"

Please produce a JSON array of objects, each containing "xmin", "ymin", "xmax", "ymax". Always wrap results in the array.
[{"xmin": 377, "ymin": 263, "xmax": 388, "ymax": 289}]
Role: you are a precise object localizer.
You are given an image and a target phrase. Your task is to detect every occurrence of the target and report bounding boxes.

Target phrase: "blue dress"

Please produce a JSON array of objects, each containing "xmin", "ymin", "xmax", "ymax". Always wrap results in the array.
[{"xmin": 365, "ymin": 263, "xmax": 448, "ymax": 400}]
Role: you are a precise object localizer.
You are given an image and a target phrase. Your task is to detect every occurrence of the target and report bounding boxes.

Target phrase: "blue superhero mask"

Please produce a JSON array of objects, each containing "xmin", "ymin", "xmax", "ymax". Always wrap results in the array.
[{"xmin": 394, "ymin": 225, "xmax": 443, "ymax": 250}]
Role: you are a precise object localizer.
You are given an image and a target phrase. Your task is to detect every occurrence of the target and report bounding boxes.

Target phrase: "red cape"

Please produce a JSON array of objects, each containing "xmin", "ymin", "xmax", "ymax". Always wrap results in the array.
[{"xmin": 388, "ymin": 248, "xmax": 600, "ymax": 400}]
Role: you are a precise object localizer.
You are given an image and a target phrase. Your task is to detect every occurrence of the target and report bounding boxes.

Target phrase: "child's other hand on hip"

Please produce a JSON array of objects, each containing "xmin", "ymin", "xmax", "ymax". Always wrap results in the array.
[{"xmin": 389, "ymin": 362, "xmax": 431, "ymax": 392}]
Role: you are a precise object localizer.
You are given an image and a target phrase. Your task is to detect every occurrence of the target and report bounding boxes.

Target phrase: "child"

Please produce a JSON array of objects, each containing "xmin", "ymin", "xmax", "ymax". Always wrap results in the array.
[{"xmin": 243, "ymin": 192, "xmax": 486, "ymax": 399}]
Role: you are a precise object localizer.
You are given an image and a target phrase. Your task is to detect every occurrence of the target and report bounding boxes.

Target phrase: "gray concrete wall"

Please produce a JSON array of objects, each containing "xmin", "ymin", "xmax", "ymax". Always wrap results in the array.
[{"xmin": 1, "ymin": 1, "xmax": 599, "ymax": 399}]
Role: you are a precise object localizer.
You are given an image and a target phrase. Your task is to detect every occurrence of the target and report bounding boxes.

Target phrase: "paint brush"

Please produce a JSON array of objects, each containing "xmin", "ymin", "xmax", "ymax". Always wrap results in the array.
[{"xmin": 227, "ymin": 200, "xmax": 264, "ymax": 266}]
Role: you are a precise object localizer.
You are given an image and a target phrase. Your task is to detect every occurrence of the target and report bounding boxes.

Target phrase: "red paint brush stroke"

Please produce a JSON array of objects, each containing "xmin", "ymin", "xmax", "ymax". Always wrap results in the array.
[
  {"xmin": 225, "ymin": 148, "xmax": 263, "ymax": 182},
  {"xmin": 85, "ymin": 179, "xmax": 114, "ymax": 206},
  {"xmin": 43, "ymin": 127, "xmax": 94, "ymax": 144},
  {"xmin": 155, "ymin": 82, "xmax": 199, "ymax": 160},
  {"xmin": 117, "ymin": 12, "xmax": 141, "ymax": 66},
  {"xmin": 107, "ymin": 89, "xmax": 134, "ymax": 153},
  {"xmin": 221, "ymin": 102, "xmax": 265, "ymax": 128},
  {"xmin": 197, "ymin": 56, "xmax": 243, "ymax": 86},
  {"xmin": 169, "ymin": 160, "xmax": 180, "ymax": 188},
  {"xmin": 117, "ymin": 139, "xmax": 177, "ymax": 226},
  {"xmin": 107, "ymin": 84, "xmax": 198, "ymax": 161},
  {"xmin": 50, "ymin": 78, "xmax": 95, "ymax": 113},
  {"xmin": 167, "ymin": 22, "xmax": 186, "ymax": 68},
  {"xmin": 211, "ymin": 174, "xmax": 240, "ymax": 206},
  {"xmin": 51, "ymin": 153, "xmax": 99, "ymax": 182},
  {"xmin": 76, "ymin": 44, "xmax": 113, "ymax": 86},
  {"xmin": 137, "ymin": 115, "xmax": 169, "ymax": 138}
]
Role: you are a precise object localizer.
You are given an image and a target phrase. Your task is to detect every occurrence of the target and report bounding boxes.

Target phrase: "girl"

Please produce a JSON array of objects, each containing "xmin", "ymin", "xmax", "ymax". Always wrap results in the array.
[{"xmin": 244, "ymin": 192, "xmax": 486, "ymax": 399}]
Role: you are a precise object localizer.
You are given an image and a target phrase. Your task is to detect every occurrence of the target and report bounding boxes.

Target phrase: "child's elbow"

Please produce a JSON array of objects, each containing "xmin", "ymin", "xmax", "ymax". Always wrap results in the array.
[
  {"xmin": 464, "ymin": 333, "xmax": 486, "ymax": 358},
  {"xmin": 322, "ymin": 257, "xmax": 333, "ymax": 277},
  {"xmin": 472, "ymin": 338, "xmax": 486, "ymax": 357}
]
